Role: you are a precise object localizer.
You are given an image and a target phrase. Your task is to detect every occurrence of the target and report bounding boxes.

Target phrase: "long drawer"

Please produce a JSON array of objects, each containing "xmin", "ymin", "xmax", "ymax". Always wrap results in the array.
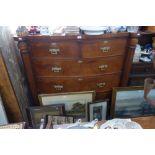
[
  {"xmin": 32, "ymin": 55, "xmax": 125, "ymax": 77},
  {"xmin": 81, "ymin": 38, "xmax": 127, "ymax": 58},
  {"xmin": 29, "ymin": 41, "xmax": 79, "ymax": 58},
  {"xmin": 36, "ymin": 73, "xmax": 121, "ymax": 93}
]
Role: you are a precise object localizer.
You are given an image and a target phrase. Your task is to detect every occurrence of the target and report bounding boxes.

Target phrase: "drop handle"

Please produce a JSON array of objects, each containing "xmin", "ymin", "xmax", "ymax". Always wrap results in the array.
[
  {"xmin": 96, "ymin": 82, "xmax": 106, "ymax": 88},
  {"xmin": 54, "ymin": 85, "xmax": 63, "ymax": 90},
  {"xmin": 49, "ymin": 48, "xmax": 60, "ymax": 55},
  {"xmin": 51, "ymin": 66, "xmax": 62, "ymax": 72},
  {"xmin": 100, "ymin": 47, "xmax": 110, "ymax": 52},
  {"xmin": 99, "ymin": 64, "xmax": 108, "ymax": 71}
]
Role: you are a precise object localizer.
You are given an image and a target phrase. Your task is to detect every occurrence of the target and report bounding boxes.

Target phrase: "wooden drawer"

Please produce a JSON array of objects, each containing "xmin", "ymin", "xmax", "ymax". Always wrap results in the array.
[
  {"xmin": 32, "ymin": 55, "xmax": 124, "ymax": 77},
  {"xmin": 30, "ymin": 41, "xmax": 79, "ymax": 58},
  {"xmin": 81, "ymin": 56, "xmax": 124, "ymax": 75},
  {"xmin": 81, "ymin": 38, "xmax": 127, "ymax": 58},
  {"xmin": 32, "ymin": 59, "xmax": 80, "ymax": 76},
  {"xmin": 36, "ymin": 73, "xmax": 121, "ymax": 93}
]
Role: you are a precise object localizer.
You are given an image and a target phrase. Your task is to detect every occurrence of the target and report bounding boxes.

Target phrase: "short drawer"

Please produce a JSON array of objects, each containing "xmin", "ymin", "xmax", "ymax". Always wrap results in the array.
[
  {"xmin": 81, "ymin": 38, "xmax": 127, "ymax": 58},
  {"xmin": 30, "ymin": 41, "xmax": 79, "ymax": 58},
  {"xmin": 32, "ymin": 59, "xmax": 80, "ymax": 76},
  {"xmin": 81, "ymin": 55, "xmax": 125, "ymax": 75},
  {"xmin": 36, "ymin": 73, "xmax": 121, "ymax": 93}
]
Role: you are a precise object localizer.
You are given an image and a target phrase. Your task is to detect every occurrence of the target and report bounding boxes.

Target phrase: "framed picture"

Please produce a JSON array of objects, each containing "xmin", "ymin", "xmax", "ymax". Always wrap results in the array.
[
  {"xmin": 38, "ymin": 91, "xmax": 95, "ymax": 122},
  {"xmin": 0, "ymin": 95, "xmax": 8, "ymax": 125},
  {"xmin": 45, "ymin": 115, "xmax": 74, "ymax": 129},
  {"xmin": 0, "ymin": 122, "xmax": 26, "ymax": 129},
  {"xmin": 89, "ymin": 100, "xmax": 108, "ymax": 121},
  {"xmin": 27, "ymin": 104, "xmax": 65, "ymax": 129},
  {"xmin": 111, "ymin": 86, "xmax": 155, "ymax": 118}
]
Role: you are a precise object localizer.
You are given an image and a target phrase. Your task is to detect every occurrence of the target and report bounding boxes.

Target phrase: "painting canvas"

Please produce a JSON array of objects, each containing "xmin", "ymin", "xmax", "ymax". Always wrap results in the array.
[
  {"xmin": 38, "ymin": 91, "xmax": 95, "ymax": 122},
  {"xmin": 111, "ymin": 87, "xmax": 155, "ymax": 118}
]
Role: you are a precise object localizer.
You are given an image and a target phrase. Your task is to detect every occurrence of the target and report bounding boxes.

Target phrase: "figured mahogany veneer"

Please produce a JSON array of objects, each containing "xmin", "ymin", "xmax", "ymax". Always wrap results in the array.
[
  {"xmin": 30, "ymin": 41, "xmax": 79, "ymax": 58},
  {"xmin": 36, "ymin": 73, "xmax": 121, "ymax": 93},
  {"xmin": 32, "ymin": 55, "xmax": 125, "ymax": 77},
  {"xmin": 16, "ymin": 33, "xmax": 139, "ymax": 105},
  {"xmin": 81, "ymin": 38, "xmax": 127, "ymax": 58}
]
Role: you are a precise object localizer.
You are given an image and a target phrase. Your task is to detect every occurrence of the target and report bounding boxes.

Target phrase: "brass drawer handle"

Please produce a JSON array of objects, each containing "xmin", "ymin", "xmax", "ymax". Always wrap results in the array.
[
  {"xmin": 51, "ymin": 66, "xmax": 62, "ymax": 72},
  {"xmin": 78, "ymin": 78, "xmax": 83, "ymax": 81},
  {"xmin": 97, "ymin": 82, "xmax": 106, "ymax": 88},
  {"xmin": 49, "ymin": 48, "xmax": 60, "ymax": 55},
  {"xmin": 54, "ymin": 85, "xmax": 63, "ymax": 90},
  {"xmin": 99, "ymin": 64, "xmax": 108, "ymax": 71},
  {"xmin": 103, "ymin": 40, "xmax": 108, "ymax": 44},
  {"xmin": 100, "ymin": 47, "xmax": 110, "ymax": 52}
]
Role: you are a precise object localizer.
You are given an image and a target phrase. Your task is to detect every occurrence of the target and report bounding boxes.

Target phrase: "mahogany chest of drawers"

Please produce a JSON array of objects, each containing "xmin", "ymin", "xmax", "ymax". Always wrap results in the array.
[{"xmin": 16, "ymin": 33, "xmax": 139, "ymax": 106}]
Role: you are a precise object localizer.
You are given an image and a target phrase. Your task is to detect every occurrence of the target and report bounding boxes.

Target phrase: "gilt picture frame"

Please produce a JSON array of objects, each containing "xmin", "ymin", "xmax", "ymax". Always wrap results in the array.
[
  {"xmin": 111, "ymin": 86, "xmax": 155, "ymax": 118},
  {"xmin": 0, "ymin": 122, "xmax": 26, "ymax": 129},
  {"xmin": 38, "ymin": 91, "xmax": 95, "ymax": 122}
]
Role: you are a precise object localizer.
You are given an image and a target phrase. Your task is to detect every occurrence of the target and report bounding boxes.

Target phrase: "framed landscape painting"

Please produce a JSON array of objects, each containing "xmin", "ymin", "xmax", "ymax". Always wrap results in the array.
[{"xmin": 111, "ymin": 86, "xmax": 155, "ymax": 118}]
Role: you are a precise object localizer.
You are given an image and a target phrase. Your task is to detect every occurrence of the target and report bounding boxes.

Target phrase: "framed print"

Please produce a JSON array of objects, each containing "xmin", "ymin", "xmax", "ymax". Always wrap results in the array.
[
  {"xmin": 111, "ymin": 86, "xmax": 155, "ymax": 118},
  {"xmin": 45, "ymin": 115, "xmax": 74, "ymax": 129},
  {"xmin": 27, "ymin": 104, "xmax": 65, "ymax": 129},
  {"xmin": 38, "ymin": 91, "xmax": 95, "ymax": 122},
  {"xmin": 0, "ymin": 95, "xmax": 8, "ymax": 125},
  {"xmin": 89, "ymin": 100, "xmax": 108, "ymax": 121},
  {"xmin": 0, "ymin": 122, "xmax": 26, "ymax": 129}
]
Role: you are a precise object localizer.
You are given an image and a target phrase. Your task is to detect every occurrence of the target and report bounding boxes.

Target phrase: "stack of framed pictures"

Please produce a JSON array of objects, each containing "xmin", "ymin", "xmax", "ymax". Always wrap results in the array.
[
  {"xmin": 111, "ymin": 86, "xmax": 155, "ymax": 118},
  {"xmin": 38, "ymin": 91, "xmax": 95, "ymax": 122},
  {"xmin": 27, "ymin": 91, "xmax": 109, "ymax": 128},
  {"xmin": 39, "ymin": 91, "xmax": 109, "ymax": 122},
  {"xmin": 27, "ymin": 104, "xmax": 65, "ymax": 128}
]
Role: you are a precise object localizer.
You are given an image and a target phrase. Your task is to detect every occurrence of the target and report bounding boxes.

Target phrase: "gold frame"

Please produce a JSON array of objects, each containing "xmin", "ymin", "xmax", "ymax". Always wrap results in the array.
[
  {"xmin": 0, "ymin": 122, "xmax": 26, "ymax": 129},
  {"xmin": 38, "ymin": 91, "xmax": 96, "ymax": 105}
]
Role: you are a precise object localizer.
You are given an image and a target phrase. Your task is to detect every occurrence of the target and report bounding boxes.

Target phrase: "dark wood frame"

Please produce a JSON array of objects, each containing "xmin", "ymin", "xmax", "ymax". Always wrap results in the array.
[
  {"xmin": 110, "ymin": 86, "xmax": 155, "ymax": 118},
  {"xmin": 88, "ymin": 100, "xmax": 108, "ymax": 121},
  {"xmin": 27, "ymin": 104, "xmax": 65, "ymax": 128}
]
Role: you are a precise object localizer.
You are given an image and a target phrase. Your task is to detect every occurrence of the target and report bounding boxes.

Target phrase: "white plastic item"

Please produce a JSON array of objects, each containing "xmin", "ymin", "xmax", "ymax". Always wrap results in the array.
[{"xmin": 133, "ymin": 44, "xmax": 141, "ymax": 62}]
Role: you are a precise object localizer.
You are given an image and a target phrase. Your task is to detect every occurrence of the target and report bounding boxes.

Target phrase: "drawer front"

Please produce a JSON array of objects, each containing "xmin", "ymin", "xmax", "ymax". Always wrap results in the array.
[
  {"xmin": 32, "ymin": 59, "xmax": 80, "ymax": 76},
  {"xmin": 82, "ymin": 39, "xmax": 127, "ymax": 58},
  {"xmin": 81, "ymin": 56, "xmax": 124, "ymax": 75},
  {"xmin": 30, "ymin": 41, "xmax": 79, "ymax": 58},
  {"xmin": 32, "ymin": 55, "xmax": 124, "ymax": 77},
  {"xmin": 36, "ymin": 73, "xmax": 121, "ymax": 93}
]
